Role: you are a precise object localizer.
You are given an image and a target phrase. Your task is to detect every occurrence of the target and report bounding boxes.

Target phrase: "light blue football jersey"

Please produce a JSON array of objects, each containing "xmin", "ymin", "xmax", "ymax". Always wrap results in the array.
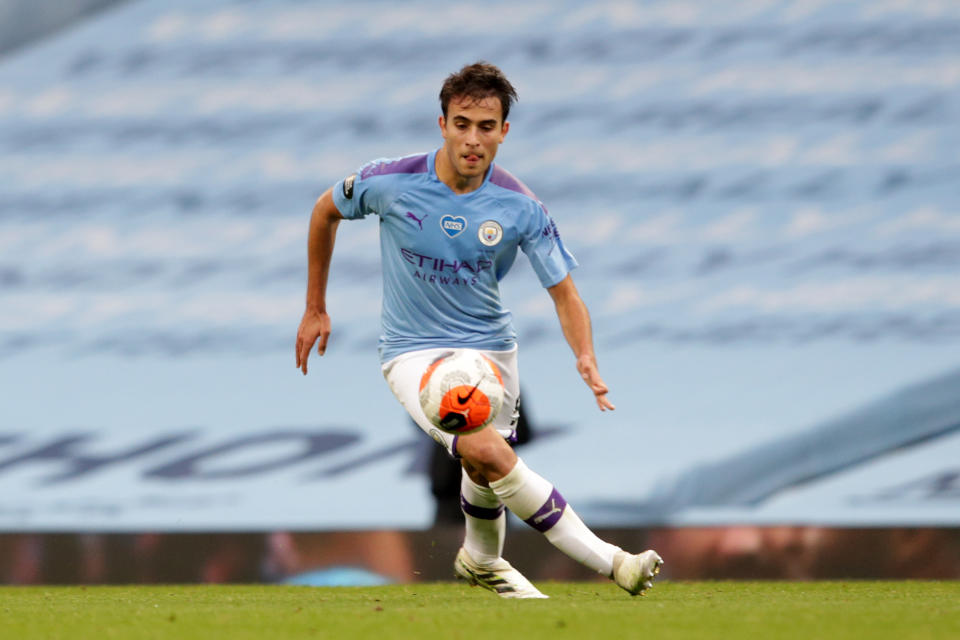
[{"xmin": 332, "ymin": 149, "xmax": 578, "ymax": 363}]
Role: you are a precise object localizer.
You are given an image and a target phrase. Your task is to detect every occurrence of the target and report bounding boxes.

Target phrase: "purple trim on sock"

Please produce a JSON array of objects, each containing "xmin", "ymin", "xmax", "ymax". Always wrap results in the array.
[
  {"xmin": 460, "ymin": 493, "xmax": 505, "ymax": 520},
  {"xmin": 489, "ymin": 165, "xmax": 538, "ymax": 200},
  {"xmin": 524, "ymin": 487, "xmax": 567, "ymax": 533},
  {"xmin": 451, "ymin": 435, "xmax": 461, "ymax": 459},
  {"xmin": 361, "ymin": 154, "xmax": 428, "ymax": 179}
]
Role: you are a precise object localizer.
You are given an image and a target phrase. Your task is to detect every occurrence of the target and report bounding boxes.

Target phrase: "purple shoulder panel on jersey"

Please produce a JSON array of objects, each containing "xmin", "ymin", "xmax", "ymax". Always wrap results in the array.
[
  {"xmin": 361, "ymin": 154, "xmax": 429, "ymax": 179},
  {"xmin": 489, "ymin": 165, "xmax": 538, "ymax": 201}
]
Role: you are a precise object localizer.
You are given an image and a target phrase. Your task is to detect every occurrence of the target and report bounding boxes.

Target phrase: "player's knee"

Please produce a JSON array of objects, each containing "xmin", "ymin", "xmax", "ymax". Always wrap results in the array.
[
  {"xmin": 461, "ymin": 461, "xmax": 488, "ymax": 487},
  {"xmin": 457, "ymin": 437, "xmax": 515, "ymax": 482}
]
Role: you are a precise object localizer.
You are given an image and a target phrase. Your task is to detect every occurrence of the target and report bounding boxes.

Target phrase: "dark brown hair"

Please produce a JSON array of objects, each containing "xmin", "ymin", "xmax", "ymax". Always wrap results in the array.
[{"xmin": 439, "ymin": 61, "xmax": 518, "ymax": 121}]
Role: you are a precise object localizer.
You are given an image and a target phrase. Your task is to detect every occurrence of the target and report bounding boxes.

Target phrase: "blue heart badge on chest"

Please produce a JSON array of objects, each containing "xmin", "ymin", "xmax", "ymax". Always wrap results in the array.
[{"xmin": 439, "ymin": 214, "xmax": 467, "ymax": 238}]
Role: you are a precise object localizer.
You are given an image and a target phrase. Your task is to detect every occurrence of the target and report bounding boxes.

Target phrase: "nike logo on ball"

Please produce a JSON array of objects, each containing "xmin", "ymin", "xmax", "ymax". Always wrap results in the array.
[{"xmin": 457, "ymin": 383, "xmax": 480, "ymax": 404}]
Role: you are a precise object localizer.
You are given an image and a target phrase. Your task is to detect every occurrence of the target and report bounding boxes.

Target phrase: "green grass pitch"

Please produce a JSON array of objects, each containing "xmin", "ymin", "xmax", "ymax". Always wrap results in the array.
[{"xmin": 2, "ymin": 581, "xmax": 958, "ymax": 639}]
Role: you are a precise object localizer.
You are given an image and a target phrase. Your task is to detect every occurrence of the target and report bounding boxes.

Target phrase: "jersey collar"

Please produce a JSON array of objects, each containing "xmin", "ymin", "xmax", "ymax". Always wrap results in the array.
[{"xmin": 427, "ymin": 148, "xmax": 494, "ymax": 197}]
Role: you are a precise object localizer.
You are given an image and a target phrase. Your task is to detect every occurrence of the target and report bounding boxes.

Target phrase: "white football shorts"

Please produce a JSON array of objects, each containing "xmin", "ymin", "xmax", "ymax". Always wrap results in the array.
[{"xmin": 381, "ymin": 345, "xmax": 521, "ymax": 457}]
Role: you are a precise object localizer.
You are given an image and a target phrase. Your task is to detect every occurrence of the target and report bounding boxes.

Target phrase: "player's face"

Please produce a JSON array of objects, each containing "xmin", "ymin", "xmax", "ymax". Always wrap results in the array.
[{"xmin": 438, "ymin": 95, "xmax": 509, "ymax": 191}]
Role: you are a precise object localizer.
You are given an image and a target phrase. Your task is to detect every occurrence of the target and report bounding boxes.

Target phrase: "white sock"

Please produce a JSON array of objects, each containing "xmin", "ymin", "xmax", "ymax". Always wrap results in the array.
[
  {"xmin": 460, "ymin": 470, "xmax": 505, "ymax": 567},
  {"xmin": 489, "ymin": 457, "xmax": 621, "ymax": 576}
]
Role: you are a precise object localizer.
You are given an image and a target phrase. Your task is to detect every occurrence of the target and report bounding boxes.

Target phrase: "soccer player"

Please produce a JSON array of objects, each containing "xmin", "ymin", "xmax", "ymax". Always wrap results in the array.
[{"xmin": 296, "ymin": 62, "xmax": 662, "ymax": 598}]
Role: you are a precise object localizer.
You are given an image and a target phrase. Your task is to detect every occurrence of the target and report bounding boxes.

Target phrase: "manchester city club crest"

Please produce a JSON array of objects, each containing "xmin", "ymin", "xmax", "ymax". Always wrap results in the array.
[{"xmin": 478, "ymin": 220, "xmax": 503, "ymax": 246}]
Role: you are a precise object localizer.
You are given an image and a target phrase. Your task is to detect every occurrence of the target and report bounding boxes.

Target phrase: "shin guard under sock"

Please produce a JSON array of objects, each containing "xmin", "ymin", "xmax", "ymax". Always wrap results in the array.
[
  {"xmin": 460, "ymin": 470, "xmax": 506, "ymax": 566},
  {"xmin": 489, "ymin": 458, "xmax": 620, "ymax": 576}
]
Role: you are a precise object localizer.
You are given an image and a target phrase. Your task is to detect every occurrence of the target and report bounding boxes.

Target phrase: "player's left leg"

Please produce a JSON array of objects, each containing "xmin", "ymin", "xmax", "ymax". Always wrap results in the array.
[
  {"xmin": 459, "ymin": 429, "xmax": 662, "ymax": 595},
  {"xmin": 456, "ymin": 347, "xmax": 663, "ymax": 596},
  {"xmin": 483, "ymin": 452, "xmax": 662, "ymax": 595}
]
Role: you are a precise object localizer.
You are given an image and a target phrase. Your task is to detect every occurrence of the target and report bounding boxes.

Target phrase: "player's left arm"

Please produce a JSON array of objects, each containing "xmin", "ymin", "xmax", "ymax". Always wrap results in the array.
[{"xmin": 547, "ymin": 274, "xmax": 615, "ymax": 411}]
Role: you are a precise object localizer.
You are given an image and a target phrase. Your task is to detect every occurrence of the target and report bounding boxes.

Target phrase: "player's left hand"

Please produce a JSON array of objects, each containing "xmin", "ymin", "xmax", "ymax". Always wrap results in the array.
[{"xmin": 577, "ymin": 354, "xmax": 615, "ymax": 411}]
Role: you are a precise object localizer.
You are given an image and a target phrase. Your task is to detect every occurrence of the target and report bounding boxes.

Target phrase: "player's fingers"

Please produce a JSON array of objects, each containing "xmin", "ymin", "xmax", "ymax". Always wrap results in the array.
[
  {"xmin": 316, "ymin": 329, "xmax": 329, "ymax": 356},
  {"xmin": 585, "ymin": 372, "xmax": 615, "ymax": 411},
  {"xmin": 597, "ymin": 393, "xmax": 616, "ymax": 411},
  {"xmin": 578, "ymin": 359, "xmax": 613, "ymax": 409},
  {"xmin": 299, "ymin": 337, "xmax": 313, "ymax": 375},
  {"xmin": 588, "ymin": 374, "xmax": 609, "ymax": 396},
  {"xmin": 295, "ymin": 334, "xmax": 302, "ymax": 368}
]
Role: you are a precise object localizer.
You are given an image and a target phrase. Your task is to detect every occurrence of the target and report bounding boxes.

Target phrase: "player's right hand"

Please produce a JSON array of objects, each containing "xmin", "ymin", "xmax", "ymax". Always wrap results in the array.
[{"xmin": 295, "ymin": 309, "xmax": 331, "ymax": 375}]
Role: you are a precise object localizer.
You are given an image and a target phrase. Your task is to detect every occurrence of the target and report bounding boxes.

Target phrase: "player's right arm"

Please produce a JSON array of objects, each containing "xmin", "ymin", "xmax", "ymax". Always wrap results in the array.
[{"xmin": 296, "ymin": 187, "xmax": 344, "ymax": 375}]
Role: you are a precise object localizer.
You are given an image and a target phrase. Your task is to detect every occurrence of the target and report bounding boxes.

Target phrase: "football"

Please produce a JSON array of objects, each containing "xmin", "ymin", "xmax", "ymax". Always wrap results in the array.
[{"xmin": 419, "ymin": 349, "xmax": 505, "ymax": 435}]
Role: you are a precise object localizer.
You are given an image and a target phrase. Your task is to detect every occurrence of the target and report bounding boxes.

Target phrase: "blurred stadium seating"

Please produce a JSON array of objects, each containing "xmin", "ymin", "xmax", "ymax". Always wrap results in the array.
[{"xmin": 1, "ymin": 0, "xmax": 959, "ymax": 581}]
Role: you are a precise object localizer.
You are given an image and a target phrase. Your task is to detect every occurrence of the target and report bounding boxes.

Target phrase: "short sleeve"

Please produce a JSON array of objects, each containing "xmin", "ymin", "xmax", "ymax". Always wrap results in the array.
[
  {"xmin": 331, "ymin": 160, "xmax": 389, "ymax": 220},
  {"xmin": 520, "ymin": 203, "xmax": 578, "ymax": 288}
]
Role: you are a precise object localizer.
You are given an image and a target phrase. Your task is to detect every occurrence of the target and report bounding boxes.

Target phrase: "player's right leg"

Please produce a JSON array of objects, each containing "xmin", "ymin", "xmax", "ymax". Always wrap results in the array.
[
  {"xmin": 459, "ymin": 468, "xmax": 505, "ymax": 565},
  {"xmin": 453, "ymin": 544, "xmax": 547, "ymax": 599},
  {"xmin": 457, "ymin": 462, "xmax": 546, "ymax": 598},
  {"xmin": 382, "ymin": 347, "xmax": 545, "ymax": 599}
]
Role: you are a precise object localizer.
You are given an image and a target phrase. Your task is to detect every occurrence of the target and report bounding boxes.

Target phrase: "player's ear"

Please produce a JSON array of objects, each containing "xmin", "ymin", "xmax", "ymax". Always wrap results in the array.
[
  {"xmin": 500, "ymin": 120, "xmax": 509, "ymax": 142},
  {"xmin": 438, "ymin": 114, "xmax": 446, "ymax": 134}
]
